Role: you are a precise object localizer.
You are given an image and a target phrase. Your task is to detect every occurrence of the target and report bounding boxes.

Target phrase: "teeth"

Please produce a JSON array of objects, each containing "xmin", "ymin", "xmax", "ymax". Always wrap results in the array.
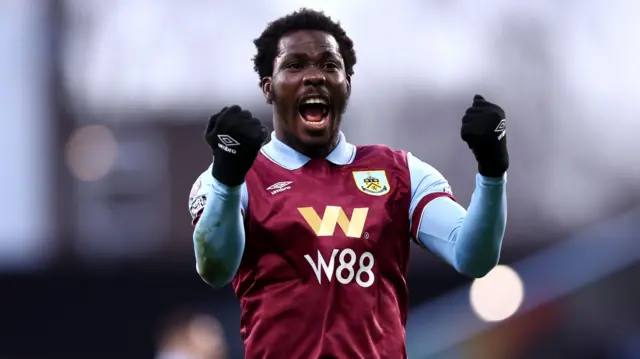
[
  {"xmin": 302, "ymin": 97, "xmax": 328, "ymax": 105},
  {"xmin": 302, "ymin": 118, "xmax": 327, "ymax": 128}
]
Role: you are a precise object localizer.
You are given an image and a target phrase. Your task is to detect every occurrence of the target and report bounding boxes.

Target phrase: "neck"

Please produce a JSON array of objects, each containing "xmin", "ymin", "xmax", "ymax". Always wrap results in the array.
[{"xmin": 276, "ymin": 130, "xmax": 339, "ymax": 159}]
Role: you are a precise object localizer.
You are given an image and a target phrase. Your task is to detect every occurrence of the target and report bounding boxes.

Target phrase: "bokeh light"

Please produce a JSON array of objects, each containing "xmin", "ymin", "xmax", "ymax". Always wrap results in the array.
[
  {"xmin": 469, "ymin": 265, "xmax": 525, "ymax": 322},
  {"xmin": 65, "ymin": 124, "xmax": 118, "ymax": 181}
]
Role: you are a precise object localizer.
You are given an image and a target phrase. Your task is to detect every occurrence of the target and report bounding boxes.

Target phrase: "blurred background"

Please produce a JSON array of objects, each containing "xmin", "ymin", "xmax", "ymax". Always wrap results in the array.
[{"xmin": 1, "ymin": 0, "xmax": 639, "ymax": 358}]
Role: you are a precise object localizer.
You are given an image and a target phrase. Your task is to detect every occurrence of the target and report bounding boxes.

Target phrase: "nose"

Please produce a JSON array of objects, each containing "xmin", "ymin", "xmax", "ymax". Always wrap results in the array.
[{"xmin": 302, "ymin": 67, "xmax": 326, "ymax": 87}]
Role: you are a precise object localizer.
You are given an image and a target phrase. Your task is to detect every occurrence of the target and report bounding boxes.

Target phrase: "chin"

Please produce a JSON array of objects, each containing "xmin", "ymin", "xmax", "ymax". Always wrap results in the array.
[
  {"xmin": 301, "ymin": 132, "xmax": 332, "ymax": 147},
  {"xmin": 287, "ymin": 130, "xmax": 336, "ymax": 159}
]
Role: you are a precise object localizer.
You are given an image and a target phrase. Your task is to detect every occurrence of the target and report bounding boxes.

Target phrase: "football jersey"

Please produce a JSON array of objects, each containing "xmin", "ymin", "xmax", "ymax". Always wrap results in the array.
[{"xmin": 189, "ymin": 132, "xmax": 456, "ymax": 359}]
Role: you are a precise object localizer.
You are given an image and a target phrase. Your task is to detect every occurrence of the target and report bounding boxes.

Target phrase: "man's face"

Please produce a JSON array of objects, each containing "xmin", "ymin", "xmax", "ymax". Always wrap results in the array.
[{"xmin": 263, "ymin": 30, "xmax": 350, "ymax": 151}]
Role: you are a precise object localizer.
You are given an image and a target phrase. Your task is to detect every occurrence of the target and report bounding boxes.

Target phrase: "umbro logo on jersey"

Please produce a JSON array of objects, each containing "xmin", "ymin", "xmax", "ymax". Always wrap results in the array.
[
  {"xmin": 495, "ymin": 119, "xmax": 506, "ymax": 140},
  {"xmin": 266, "ymin": 181, "xmax": 292, "ymax": 195},
  {"xmin": 217, "ymin": 134, "xmax": 240, "ymax": 154}
]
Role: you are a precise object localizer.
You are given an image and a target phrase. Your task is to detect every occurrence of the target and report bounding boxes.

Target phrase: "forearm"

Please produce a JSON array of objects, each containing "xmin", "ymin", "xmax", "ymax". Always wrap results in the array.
[
  {"xmin": 453, "ymin": 174, "xmax": 507, "ymax": 277},
  {"xmin": 193, "ymin": 178, "xmax": 245, "ymax": 288},
  {"xmin": 417, "ymin": 174, "xmax": 507, "ymax": 277}
]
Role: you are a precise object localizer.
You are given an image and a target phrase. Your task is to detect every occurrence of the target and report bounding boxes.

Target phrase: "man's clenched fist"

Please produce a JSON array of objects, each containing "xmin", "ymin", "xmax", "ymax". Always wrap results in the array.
[
  {"xmin": 205, "ymin": 106, "xmax": 268, "ymax": 187},
  {"xmin": 460, "ymin": 95, "xmax": 509, "ymax": 178}
]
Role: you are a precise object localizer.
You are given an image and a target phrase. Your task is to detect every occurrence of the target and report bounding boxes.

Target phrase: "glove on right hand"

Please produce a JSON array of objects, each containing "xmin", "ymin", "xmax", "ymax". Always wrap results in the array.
[{"xmin": 205, "ymin": 105, "xmax": 268, "ymax": 187}]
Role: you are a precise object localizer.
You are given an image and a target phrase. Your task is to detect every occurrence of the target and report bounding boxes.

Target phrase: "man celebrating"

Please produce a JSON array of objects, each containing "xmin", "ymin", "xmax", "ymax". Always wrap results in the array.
[{"xmin": 189, "ymin": 8, "xmax": 508, "ymax": 359}]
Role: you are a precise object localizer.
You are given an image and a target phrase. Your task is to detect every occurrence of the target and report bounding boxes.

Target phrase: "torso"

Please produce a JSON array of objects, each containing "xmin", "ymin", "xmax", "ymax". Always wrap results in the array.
[{"xmin": 234, "ymin": 145, "xmax": 412, "ymax": 359}]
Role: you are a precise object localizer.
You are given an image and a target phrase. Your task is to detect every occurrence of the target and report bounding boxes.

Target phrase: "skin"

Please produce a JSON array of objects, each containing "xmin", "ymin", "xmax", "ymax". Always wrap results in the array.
[{"xmin": 260, "ymin": 30, "xmax": 351, "ymax": 158}]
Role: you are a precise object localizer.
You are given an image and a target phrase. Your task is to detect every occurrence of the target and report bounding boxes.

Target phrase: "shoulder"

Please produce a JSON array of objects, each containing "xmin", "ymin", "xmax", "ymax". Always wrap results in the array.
[
  {"xmin": 188, "ymin": 164, "xmax": 213, "ymax": 219},
  {"xmin": 189, "ymin": 164, "xmax": 213, "ymax": 201},
  {"xmin": 406, "ymin": 152, "xmax": 442, "ymax": 177},
  {"xmin": 355, "ymin": 144, "xmax": 409, "ymax": 167},
  {"xmin": 406, "ymin": 152, "xmax": 453, "ymax": 196},
  {"xmin": 354, "ymin": 145, "xmax": 444, "ymax": 181}
]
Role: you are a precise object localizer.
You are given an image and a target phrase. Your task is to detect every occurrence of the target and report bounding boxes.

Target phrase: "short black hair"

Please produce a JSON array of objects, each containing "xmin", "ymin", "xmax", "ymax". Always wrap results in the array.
[{"xmin": 252, "ymin": 8, "xmax": 357, "ymax": 85}]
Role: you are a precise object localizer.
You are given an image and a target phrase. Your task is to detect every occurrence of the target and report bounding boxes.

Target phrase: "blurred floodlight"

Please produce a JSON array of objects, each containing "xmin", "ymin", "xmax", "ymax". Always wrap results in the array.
[
  {"xmin": 65, "ymin": 125, "xmax": 118, "ymax": 181},
  {"xmin": 469, "ymin": 265, "xmax": 524, "ymax": 322}
]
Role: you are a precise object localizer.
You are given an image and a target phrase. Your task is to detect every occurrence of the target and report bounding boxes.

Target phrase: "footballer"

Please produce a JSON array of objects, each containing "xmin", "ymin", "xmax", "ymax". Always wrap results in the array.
[{"xmin": 189, "ymin": 8, "xmax": 508, "ymax": 359}]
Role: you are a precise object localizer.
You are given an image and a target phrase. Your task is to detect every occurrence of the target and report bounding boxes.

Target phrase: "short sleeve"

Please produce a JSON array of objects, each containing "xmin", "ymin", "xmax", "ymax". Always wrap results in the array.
[
  {"xmin": 188, "ymin": 163, "xmax": 248, "ymax": 226},
  {"xmin": 407, "ymin": 152, "xmax": 456, "ymax": 242}
]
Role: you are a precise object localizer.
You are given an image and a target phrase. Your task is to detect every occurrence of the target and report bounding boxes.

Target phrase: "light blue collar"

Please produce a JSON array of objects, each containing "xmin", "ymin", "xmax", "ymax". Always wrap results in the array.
[{"xmin": 260, "ymin": 131, "xmax": 356, "ymax": 170}]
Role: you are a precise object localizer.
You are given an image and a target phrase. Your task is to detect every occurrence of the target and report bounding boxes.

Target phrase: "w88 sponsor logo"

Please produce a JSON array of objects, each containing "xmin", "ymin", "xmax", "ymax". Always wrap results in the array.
[
  {"xmin": 304, "ymin": 249, "xmax": 375, "ymax": 288},
  {"xmin": 299, "ymin": 205, "xmax": 375, "ymax": 287}
]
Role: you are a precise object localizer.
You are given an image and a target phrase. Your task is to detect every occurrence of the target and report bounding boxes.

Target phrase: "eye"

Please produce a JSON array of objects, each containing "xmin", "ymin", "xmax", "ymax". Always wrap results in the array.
[
  {"xmin": 286, "ymin": 62, "xmax": 302, "ymax": 69},
  {"xmin": 322, "ymin": 62, "xmax": 338, "ymax": 70}
]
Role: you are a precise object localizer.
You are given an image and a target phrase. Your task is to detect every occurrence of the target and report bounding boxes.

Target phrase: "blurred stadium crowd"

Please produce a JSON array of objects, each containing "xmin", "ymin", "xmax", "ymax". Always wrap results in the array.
[{"xmin": 0, "ymin": 0, "xmax": 638, "ymax": 358}]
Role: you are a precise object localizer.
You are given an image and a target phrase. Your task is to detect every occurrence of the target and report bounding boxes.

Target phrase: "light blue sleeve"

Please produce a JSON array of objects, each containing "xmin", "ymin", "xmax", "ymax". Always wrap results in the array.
[
  {"xmin": 408, "ymin": 153, "xmax": 507, "ymax": 278},
  {"xmin": 189, "ymin": 164, "xmax": 247, "ymax": 288}
]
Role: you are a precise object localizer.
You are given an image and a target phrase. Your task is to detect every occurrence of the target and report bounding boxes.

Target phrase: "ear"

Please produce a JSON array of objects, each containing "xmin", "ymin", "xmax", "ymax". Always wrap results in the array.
[
  {"xmin": 261, "ymin": 77, "xmax": 273, "ymax": 104},
  {"xmin": 346, "ymin": 75, "xmax": 352, "ymax": 96}
]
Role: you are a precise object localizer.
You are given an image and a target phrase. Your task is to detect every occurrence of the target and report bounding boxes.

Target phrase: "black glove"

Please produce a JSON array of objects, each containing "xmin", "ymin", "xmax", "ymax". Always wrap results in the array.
[
  {"xmin": 205, "ymin": 105, "xmax": 268, "ymax": 187},
  {"xmin": 460, "ymin": 95, "xmax": 509, "ymax": 177}
]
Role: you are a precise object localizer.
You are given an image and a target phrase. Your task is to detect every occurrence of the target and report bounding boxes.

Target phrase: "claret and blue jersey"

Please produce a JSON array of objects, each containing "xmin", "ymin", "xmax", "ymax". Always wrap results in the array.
[{"xmin": 189, "ymin": 132, "xmax": 507, "ymax": 358}]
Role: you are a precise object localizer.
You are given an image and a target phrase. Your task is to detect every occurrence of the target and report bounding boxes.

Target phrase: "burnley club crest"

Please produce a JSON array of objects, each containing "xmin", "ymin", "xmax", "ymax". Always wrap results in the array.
[{"xmin": 352, "ymin": 170, "xmax": 390, "ymax": 196}]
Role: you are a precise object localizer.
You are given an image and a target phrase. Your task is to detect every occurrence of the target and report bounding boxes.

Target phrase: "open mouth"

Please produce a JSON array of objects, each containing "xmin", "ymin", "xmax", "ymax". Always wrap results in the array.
[{"xmin": 298, "ymin": 97, "xmax": 331, "ymax": 129}]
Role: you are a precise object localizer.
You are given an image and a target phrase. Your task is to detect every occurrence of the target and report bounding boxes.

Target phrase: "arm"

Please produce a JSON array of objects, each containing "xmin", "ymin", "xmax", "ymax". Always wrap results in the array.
[
  {"xmin": 189, "ymin": 167, "xmax": 247, "ymax": 288},
  {"xmin": 408, "ymin": 153, "xmax": 507, "ymax": 278}
]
